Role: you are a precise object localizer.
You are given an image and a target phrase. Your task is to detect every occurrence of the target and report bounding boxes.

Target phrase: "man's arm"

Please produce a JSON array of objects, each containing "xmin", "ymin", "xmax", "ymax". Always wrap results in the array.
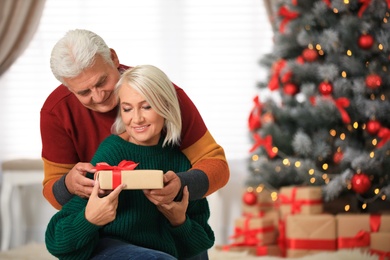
[
  {"xmin": 42, "ymin": 158, "xmax": 75, "ymax": 209},
  {"xmin": 175, "ymin": 86, "xmax": 230, "ymax": 200}
]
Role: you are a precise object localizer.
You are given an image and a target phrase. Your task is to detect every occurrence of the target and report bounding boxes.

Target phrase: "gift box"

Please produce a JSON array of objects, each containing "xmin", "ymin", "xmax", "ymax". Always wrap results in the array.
[
  {"xmin": 243, "ymin": 209, "xmax": 280, "ymax": 230},
  {"xmin": 230, "ymin": 216, "xmax": 276, "ymax": 246},
  {"xmin": 370, "ymin": 233, "xmax": 390, "ymax": 259},
  {"xmin": 336, "ymin": 214, "xmax": 390, "ymax": 250},
  {"xmin": 242, "ymin": 188, "xmax": 278, "ymax": 214},
  {"xmin": 97, "ymin": 170, "xmax": 163, "ymax": 190},
  {"xmin": 217, "ymin": 244, "xmax": 281, "ymax": 257},
  {"xmin": 285, "ymin": 214, "xmax": 336, "ymax": 258},
  {"xmin": 279, "ymin": 186, "xmax": 323, "ymax": 218}
]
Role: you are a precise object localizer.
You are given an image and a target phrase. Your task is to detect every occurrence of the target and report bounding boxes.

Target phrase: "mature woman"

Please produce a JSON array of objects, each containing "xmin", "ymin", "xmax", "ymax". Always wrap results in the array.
[{"xmin": 45, "ymin": 65, "xmax": 214, "ymax": 260}]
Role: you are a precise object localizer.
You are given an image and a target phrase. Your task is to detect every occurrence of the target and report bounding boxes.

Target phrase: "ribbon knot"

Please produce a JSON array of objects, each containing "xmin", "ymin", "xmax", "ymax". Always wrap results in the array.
[
  {"xmin": 249, "ymin": 133, "xmax": 277, "ymax": 158},
  {"xmin": 278, "ymin": 6, "xmax": 300, "ymax": 33},
  {"xmin": 377, "ymin": 127, "xmax": 390, "ymax": 148},
  {"xmin": 94, "ymin": 160, "xmax": 139, "ymax": 171},
  {"xmin": 93, "ymin": 160, "xmax": 139, "ymax": 189}
]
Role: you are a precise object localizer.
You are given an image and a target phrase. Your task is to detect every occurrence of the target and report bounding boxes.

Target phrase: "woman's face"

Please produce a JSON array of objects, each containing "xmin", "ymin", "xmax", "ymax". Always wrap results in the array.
[{"xmin": 118, "ymin": 85, "xmax": 165, "ymax": 146}]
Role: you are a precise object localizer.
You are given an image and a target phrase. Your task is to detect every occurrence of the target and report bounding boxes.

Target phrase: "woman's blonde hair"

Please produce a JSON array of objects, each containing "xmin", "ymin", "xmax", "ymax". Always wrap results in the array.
[{"xmin": 111, "ymin": 65, "xmax": 182, "ymax": 147}]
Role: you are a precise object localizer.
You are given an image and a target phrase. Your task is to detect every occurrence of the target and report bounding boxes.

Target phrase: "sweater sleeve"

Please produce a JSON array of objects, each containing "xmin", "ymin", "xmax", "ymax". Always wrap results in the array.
[
  {"xmin": 166, "ymin": 198, "xmax": 214, "ymax": 258},
  {"xmin": 175, "ymin": 86, "xmax": 230, "ymax": 200},
  {"xmin": 45, "ymin": 196, "xmax": 101, "ymax": 260}
]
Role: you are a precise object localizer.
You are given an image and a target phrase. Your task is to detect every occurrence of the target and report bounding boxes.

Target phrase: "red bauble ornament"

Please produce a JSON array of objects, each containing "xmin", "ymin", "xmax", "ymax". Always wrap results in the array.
[
  {"xmin": 243, "ymin": 191, "xmax": 257, "ymax": 206},
  {"xmin": 365, "ymin": 74, "xmax": 382, "ymax": 89},
  {"xmin": 302, "ymin": 48, "xmax": 318, "ymax": 62},
  {"xmin": 366, "ymin": 120, "xmax": 381, "ymax": 135},
  {"xmin": 351, "ymin": 173, "xmax": 371, "ymax": 194},
  {"xmin": 358, "ymin": 34, "xmax": 374, "ymax": 50},
  {"xmin": 318, "ymin": 82, "xmax": 333, "ymax": 96},
  {"xmin": 283, "ymin": 83, "xmax": 299, "ymax": 96},
  {"xmin": 333, "ymin": 151, "xmax": 344, "ymax": 164}
]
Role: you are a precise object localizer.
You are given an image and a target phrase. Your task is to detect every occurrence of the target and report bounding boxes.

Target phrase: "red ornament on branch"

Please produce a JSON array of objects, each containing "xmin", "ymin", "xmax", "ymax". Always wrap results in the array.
[
  {"xmin": 358, "ymin": 34, "xmax": 374, "ymax": 50},
  {"xmin": 302, "ymin": 48, "xmax": 318, "ymax": 62},
  {"xmin": 318, "ymin": 81, "xmax": 333, "ymax": 96},
  {"xmin": 283, "ymin": 83, "xmax": 299, "ymax": 96},
  {"xmin": 243, "ymin": 191, "xmax": 257, "ymax": 206},
  {"xmin": 351, "ymin": 173, "xmax": 371, "ymax": 194},
  {"xmin": 333, "ymin": 151, "xmax": 344, "ymax": 164},
  {"xmin": 365, "ymin": 74, "xmax": 382, "ymax": 89},
  {"xmin": 366, "ymin": 120, "xmax": 381, "ymax": 135}
]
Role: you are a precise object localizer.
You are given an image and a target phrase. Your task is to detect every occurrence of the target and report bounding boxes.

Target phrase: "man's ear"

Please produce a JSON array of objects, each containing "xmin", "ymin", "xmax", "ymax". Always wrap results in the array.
[{"xmin": 110, "ymin": 48, "xmax": 120, "ymax": 67}]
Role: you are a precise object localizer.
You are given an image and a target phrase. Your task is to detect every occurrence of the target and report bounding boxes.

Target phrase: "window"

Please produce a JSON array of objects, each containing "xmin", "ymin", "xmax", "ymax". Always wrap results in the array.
[{"xmin": 0, "ymin": 0, "xmax": 272, "ymax": 160}]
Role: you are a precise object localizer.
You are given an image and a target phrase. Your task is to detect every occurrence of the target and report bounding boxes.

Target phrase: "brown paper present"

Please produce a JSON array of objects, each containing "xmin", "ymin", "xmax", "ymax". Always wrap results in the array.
[
  {"xmin": 242, "ymin": 188, "xmax": 278, "ymax": 215},
  {"xmin": 285, "ymin": 214, "xmax": 336, "ymax": 258},
  {"xmin": 255, "ymin": 244, "xmax": 282, "ymax": 257},
  {"xmin": 97, "ymin": 170, "xmax": 163, "ymax": 190},
  {"xmin": 336, "ymin": 213, "xmax": 390, "ymax": 250},
  {"xmin": 231, "ymin": 216, "xmax": 276, "ymax": 246},
  {"xmin": 279, "ymin": 186, "xmax": 323, "ymax": 219},
  {"xmin": 370, "ymin": 233, "xmax": 390, "ymax": 259},
  {"xmin": 216, "ymin": 244, "xmax": 281, "ymax": 257}
]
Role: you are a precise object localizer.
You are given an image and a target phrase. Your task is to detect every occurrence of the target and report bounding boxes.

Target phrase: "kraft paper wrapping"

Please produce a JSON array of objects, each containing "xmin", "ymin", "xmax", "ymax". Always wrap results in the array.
[
  {"xmin": 218, "ymin": 244, "xmax": 281, "ymax": 257},
  {"xmin": 370, "ymin": 233, "xmax": 390, "ymax": 259},
  {"xmin": 232, "ymin": 216, "xmax": 277, "ymax": 246},
  {"xmin": 97, "ymin": 170, "xmax": 163, "ymax": 190},
  {"xmin": 336, "ymin": 214, "xmax": 390, "ymax": 250},
  {"xmin": 285, "ymin": 214, "xmax": 336, "ymax": 258},
  {"xmin": 279, "ymin": 186, "xmax": 323, "ymax": 219},
  {"xmin": 242, "ymin": 188, "xmax": 278, "ymax": 214}
]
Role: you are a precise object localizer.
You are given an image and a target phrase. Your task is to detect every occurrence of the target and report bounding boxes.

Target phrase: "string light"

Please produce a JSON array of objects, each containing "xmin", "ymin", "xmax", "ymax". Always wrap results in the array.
[
  {"xmin": 295, "ymin": 161, "xmax": 301, "ymax": 168},
  {"xmin": 346, "ymin": 50, "xmax": 352, "ymax": 56},
  {"xmin": 344, "ymin": 205, "xmax": 350, "ymax": 212},
  {"xmin": 341, "ymin": 71, "xmax": 347, "ymax": 77},
  {"xmin": 252, "ymin": 154, "xmax": 259, "ymax": 161}
]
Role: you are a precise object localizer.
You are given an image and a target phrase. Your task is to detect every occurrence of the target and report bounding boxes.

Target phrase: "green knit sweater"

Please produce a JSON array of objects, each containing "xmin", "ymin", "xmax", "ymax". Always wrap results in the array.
[{"xmin": 45, "ymin": 135, "xmax": 214, "ymax": 260}]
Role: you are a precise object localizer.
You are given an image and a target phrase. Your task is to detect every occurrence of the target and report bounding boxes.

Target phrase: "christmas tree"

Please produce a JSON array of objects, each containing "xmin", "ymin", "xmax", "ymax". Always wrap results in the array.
[{"xmin": 247, "ymin": 0, "xmax": 390, "ymax": 212}]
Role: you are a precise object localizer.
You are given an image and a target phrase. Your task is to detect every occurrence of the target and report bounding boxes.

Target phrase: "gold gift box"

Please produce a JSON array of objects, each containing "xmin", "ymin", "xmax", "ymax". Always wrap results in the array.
[{"xmin": 97, "ymin": 170, "xmax": 163, "ymax": 190}]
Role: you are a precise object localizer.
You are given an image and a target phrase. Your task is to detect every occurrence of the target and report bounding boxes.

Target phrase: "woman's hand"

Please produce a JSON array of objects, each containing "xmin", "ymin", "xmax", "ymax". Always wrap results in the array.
[
  {"xmin": 144, "ymin": 171, "xmax": 181, "ymax": 205},
  {"xmin": 155, "ymin": 186, "xmax": 189, "ymax": 226},
  {"xmin": 85, "ymin": 180, "xmax": 125, "ymax": 226}
]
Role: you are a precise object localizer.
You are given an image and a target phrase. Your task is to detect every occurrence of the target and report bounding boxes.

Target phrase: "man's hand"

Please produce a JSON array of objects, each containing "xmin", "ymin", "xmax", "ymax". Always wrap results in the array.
[
  {"xmin": 65, "ymin": 162, "xmax": 108, "ymax": 198},
  {"xmin": 85, "ymin": 180, "xmax": 125, "ymax": 226},
  {"xmin": 143, "ymin": 171, "xmax": 181, "ymax": 205},
  {"xmin": 156, "ymin": 186, "xmax": 189, "ymax": 226}
]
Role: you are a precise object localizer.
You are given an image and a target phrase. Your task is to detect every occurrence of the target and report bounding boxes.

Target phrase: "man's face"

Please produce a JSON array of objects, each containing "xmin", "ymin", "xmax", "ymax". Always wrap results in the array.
[{"xmin": 63, "ymin": 53, "xmax": 120, "ymax": 113}]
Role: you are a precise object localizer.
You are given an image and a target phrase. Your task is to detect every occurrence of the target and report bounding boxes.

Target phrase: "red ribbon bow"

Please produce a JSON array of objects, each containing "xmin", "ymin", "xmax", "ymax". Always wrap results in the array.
[
  {"xmin": 310, "ymin": 96, "xmax": 351, "ymax": 124},
  {"xmin": 334, "ymin": 97, "xmax": 351, "ymax": 124},
  {"xmin": 94, "ymin": 160, "xmax": 139, "ymax": 171},
  {"xmin": 94, "ymin": 160, "xmax": 139, "ymax": 189},
  {"xmin": 248, "ymin": 95, "xmax": 262, "ymax": 131},
  {"xmin": 278, "ymin": 6, "xmax": 300, "ymax": 33},
  {"xmin": 249, "ymin": 133, "xmax": 277, "ymax": 158},
  {"xmin": 358, "ymin": 0, "xmax": 372, "ymax": 17},
  {"xmin": 377, "ymin": 127, "xmax": 390, "ymax": 148}
]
